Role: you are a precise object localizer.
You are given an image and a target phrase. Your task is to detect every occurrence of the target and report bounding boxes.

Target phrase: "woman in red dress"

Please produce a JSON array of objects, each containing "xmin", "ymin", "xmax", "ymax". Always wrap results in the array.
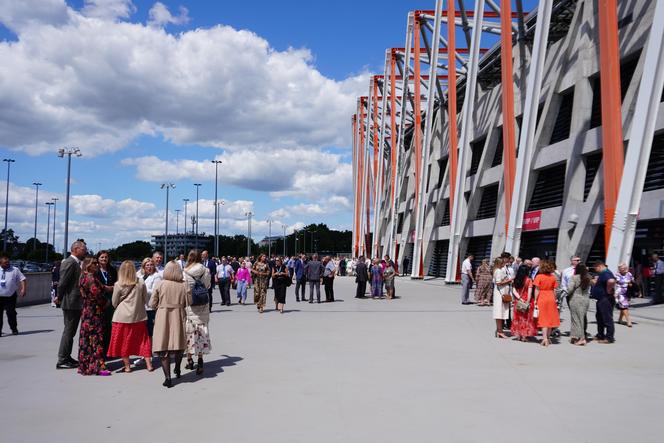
[
  {"xmin": 78, "ymin": 258, "xmax": 111, "ymax": 376},
  {"xmin": 510, "ymin": 264, "xmax": 537, "ymax": 341},
  {"xmin": 533, "ymin": 260, "xmax": 561, "ymax": 347}
]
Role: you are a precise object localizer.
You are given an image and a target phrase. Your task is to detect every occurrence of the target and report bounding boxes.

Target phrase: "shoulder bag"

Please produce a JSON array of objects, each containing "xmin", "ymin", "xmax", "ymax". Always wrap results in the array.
[{"xmin": 186, "ymin": 271, "xmax": 209, "ymax": 306}]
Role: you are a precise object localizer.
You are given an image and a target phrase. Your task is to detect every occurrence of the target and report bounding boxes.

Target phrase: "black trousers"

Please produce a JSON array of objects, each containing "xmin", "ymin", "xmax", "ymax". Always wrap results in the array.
[
  {"xmin": 0, "ymin": 293, "xmax": 18, "ymax": 333},
  {"xmin": 595, "ymin": 297, "xmax": 615, "ymax": 342},
  {"xmin": 295, "ymin": 277, "xmax": 306, "ymax": 301},
  {"xmin": 208, "ymin": 284, "xmax": 215, "ymax": 310},
  {"xmin": 356, "ymin": 281, "xmax": 367, "ymax": 298},
  {"xmin": 58, "ymin": 309, "xmax": 81, "ymax": 363},
  {"xmin": 654, "ymin": 274, "xmax": 664, "ymax": 304},
  {"xmin": 218, "ymin": 279, "xmax": 231, "ymax": 305},
  {"xmin": 323, "ymin": 277, "xmax": 334, "ymax": 302}
]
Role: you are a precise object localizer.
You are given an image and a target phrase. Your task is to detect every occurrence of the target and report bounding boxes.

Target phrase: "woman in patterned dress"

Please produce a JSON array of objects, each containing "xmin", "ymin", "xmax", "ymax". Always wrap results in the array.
[
  {"xmin": 510, "ymin": 264, "xmax": 538, "ymax": 341},
  {"xmin": 183, "ymin": 250, "xmax": 211, "ymax": 375},
  {"xmin": 252, "ymin": 254, "xmax": 270, "ymax": 313},
  {"xmin": 78, "ymin": 257, "xmax": 111, "ymax": 376},
  {"xmin": 370, "ymin": 258, "xmax": 384, "ymax": 298},
  {"xmin": 474, "ymin": 259, "xmax": 493, "ymax": 306},
  {"xmin": 615, "ymin": 263, "xmax": 634, "ymax": 327}
]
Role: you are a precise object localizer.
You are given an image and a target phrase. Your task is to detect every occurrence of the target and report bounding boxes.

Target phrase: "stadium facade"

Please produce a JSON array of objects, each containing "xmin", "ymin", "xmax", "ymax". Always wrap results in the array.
[{"xmin": 351, "ymin": 0, "xmax": 664, "ymax": 280}]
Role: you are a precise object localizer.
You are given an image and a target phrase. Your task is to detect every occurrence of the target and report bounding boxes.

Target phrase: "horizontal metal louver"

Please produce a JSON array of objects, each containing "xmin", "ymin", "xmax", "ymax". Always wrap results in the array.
[
  {"xmin": 519, "ymin": 229, "xmax": 559, "ymax": 262},
  {"xmin": 466, "ymin": 235, "xmax": 493, "ymax": 271},
  {"xmin": 549, "ymin": 88, "xmax": 575, "ymax": 144},
  {"xmin": 437, "ymin": 157, "xmax": 448, "ymax": 189},
  {"xmin": 475, "ymin": 184, "xmax": 499, "ymax": 220},
  {"xmin": 440, "ymin": 199, "xmax": 450, "ymax": 226},
  {"xmin": 469, "ymin": 137, "xmax": 486, "ymax": 175},
  {"xmin": 644, "ymin": 133, "xmax": 664, "ymax": 191},
  {"xmin": 428, "ymin": 240, "xmax": 449, "ymax": 278},
  {"xmin": 492, "ymin": 132, "xmax": 503, "ymax": 167},
  {"xmin": 586, "ymin": 225, "xmax": 605, "ymax": 266},
  {"xmin": 527, "ymin": 163, "xmax": 566, "ymax": 211},
  {"xmin": 397, "ymin": 213, "xmax": 404, "ymax": 234},
  {"xmin": 583, "ymin": 153, "xmax": 602, "ymax": 201}
]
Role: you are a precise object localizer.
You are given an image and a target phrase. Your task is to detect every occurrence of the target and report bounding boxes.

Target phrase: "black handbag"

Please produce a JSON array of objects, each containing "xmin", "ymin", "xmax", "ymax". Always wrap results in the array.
[{"xmin": 186, "ymin": 272, "xmax": 209, "ymax": 306}]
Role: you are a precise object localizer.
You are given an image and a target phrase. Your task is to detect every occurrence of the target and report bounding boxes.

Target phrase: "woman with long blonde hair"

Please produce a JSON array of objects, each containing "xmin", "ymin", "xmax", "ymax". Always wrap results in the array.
[{"xmin": 107, "ymin": 260, "xmax": 153, "ymax": 372}]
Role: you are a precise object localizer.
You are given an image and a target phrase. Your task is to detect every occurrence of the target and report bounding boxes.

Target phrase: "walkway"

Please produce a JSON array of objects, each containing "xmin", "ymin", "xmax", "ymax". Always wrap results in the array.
[{"xmin": 1, "ymin": 277, "xmax": 663, "ymax": 442}]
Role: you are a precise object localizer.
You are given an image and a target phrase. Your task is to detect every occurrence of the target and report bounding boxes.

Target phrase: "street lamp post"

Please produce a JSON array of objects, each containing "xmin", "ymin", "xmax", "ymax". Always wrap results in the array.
[
  {"xmin": 175, "ymin": 209, "xmax": 181, "ymax": 234},
  {"xmin": 183, "ymin": 198, "xmax": 189, "ymax": 252},
  {"xmin": 267, "ymin": 218, "xmax": 273, "ymax": 258},
  {"xmin": 32, "ymin": 182, "xmax": 42, "ymax": 251},
  {"xmin": 57, "ymin": 148, "xmax": 81, "ymax": 256},
  {"xmin": 216, "ymin": 200, "xmax": 225, "ymax": 256},
  {"xmin": 211, "ymin": 160, "xmax": 222, "ymax": 257},
  {"xmin": 51, "ymin": 198, "xmax": 58, "ymax": 254},
  {"xmin": 45, "ymin": 202, "xmax": 54, "ymax": 262},
  {"xmin": 161, "ymin": 183, "xmax": 176, "ymax": 261},
  {"xmin": 245, "ymin": 211, "xmax": 253, "ymax": 257},
  {"xmin": 2, "ymin": 158, "xmax": 15, "ymax": 251},
  {"xmin": 193, "ymin": 183, "xmax": 201, "ymax": 248}
]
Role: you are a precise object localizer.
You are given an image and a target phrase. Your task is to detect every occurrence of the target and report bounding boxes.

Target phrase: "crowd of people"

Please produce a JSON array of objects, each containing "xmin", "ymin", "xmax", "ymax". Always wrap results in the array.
[
  {"xmin": 460, "ymin": 251, "xmax": 664, "ymax": 346},
  {"xmin": 44, "ymin": 241, "xmax": 365, "ymax": 387}
]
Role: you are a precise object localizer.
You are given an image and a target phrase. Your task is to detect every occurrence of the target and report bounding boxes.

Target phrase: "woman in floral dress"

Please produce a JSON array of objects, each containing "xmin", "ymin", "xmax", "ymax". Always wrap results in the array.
[
  {"xmin": 474, "ymin": 259, "xmax": 493, "ymax": 306},
  {"xmin": 615, "ymin": 263, "xmax": 634, "ymax": 327},
  {"xmin": 183, "ymin": 250, "xmax": 212, "ymax": 375},
  {"xmin": 78, "ymin": 257, "xmax": 111, "ymax": 376},
  {"xmin": 510, "ymin": 264, "xmax": 538, "ymax": 341},
  {"xmin": 370, "ymin": 258, "xmax": 384, "ymax": 298},
  {"xmin": 252, "ymin": 254, "xmax": 270, "ymax": 313}
]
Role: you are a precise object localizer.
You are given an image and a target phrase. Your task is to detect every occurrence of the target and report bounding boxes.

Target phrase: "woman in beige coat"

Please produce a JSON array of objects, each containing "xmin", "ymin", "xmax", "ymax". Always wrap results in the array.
[
  {"xmin": 150, "ymin": 261, "xmax": 191, "ymax": 388},
  {"xmin": 183, "ymin": 249, "xmax": 212, "ymax": 375},
  {"xmin": 107, "ymin": 261, "xmax": 153, "ymax": 373}
]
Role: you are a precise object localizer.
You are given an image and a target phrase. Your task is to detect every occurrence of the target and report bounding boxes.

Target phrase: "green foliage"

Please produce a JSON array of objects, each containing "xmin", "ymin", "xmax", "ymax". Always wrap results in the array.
[{"xmin": 108, "ymin": 241, "xmax": 153, "ymax": 261}]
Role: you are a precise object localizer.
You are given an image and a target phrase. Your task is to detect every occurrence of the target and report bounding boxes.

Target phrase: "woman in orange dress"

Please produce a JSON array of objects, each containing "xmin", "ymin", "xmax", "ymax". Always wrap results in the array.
[{"xmin": 533, "ymin": 260, "xmax": 560, "ymax": 346}]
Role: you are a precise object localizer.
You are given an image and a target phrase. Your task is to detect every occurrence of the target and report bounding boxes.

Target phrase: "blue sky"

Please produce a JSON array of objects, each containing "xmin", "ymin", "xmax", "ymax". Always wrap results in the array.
[{"xmin": 0, "ymin": 0, "xmax": 537, "ymax": 251}]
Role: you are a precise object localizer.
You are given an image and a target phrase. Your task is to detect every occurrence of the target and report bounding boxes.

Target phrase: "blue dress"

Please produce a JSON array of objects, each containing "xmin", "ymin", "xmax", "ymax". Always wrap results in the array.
[{"xmin": 370, "ymin": 266, "xmax": 383, "ymax": 297}]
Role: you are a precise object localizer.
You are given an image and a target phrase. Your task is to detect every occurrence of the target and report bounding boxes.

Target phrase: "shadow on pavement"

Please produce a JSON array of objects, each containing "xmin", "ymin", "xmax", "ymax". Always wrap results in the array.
[
  {"xmin": 13, "ymin": 329, "xmax": 54, "ymax": 336},
  {"xmin": 178, "ymin": 355, "xmax": 243, "ymax": 383}
]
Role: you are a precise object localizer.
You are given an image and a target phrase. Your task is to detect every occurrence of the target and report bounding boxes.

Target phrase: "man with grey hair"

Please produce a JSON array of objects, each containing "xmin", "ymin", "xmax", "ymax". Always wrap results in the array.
[
  {"xmin": 56, "ymin": 240, "xmax": 88, "ymax": 370},
  {"xmin": 152, "ymin": 251, "xmax": 164, "ymax": 275},
  {"xmin": 304, "ymin": 254, "xmax": 324, "ymax": 304}
]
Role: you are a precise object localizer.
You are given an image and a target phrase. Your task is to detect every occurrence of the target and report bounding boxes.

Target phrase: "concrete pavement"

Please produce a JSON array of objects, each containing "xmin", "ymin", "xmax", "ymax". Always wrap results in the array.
[{"xmin": 1, "ymin": 276, "xmax": 663, "ymax": 442}]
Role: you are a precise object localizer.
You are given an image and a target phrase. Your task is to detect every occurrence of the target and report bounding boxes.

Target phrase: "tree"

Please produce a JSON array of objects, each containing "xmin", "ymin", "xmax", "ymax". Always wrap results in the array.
[{"xmin": 109, "ymin": 241, "xmax": 153, "ymax": 261}]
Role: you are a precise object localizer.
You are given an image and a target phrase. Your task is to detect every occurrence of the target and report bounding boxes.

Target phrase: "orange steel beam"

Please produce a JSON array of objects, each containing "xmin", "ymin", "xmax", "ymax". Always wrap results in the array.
[
  {"xmin": 413, "ymin": 13, "xmax": 423, "ymax": 217},
  {"xmin": 358, "ymin": 99, "xmax": 367, "ymax": 256},
  {"xmin": 372, "ymin": 77, "xmax": 380, "ymax": 210},
  {"xmin": 415, "ymin": 10, "xmax": 522, "ymax": 18},
  {"xmin": 598, "ymin": 0, "xmax": 624, "ymax": 252},
  {"xmin": 500, "ymin": 0, "xmax": 518, "ymax": 234},
  {"xmin": 447, "ymin": 2, "xmax": 459, "ymax": 217},
  {"xmin": 353, "ymin": 114, "xmax": 359, "ymax": 257}
]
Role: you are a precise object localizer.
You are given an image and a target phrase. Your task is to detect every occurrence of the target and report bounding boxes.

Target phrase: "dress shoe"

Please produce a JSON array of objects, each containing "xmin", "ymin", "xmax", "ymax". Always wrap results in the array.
[
  {"xmin": 56, "ymin": 361, "xmax": 78, "ymax": 369},
  {"xmin": 12, "ymin": 329, "xmax": 18, "ymax": 335},
  {"xmin": 67, "ymin": 357, "xmax": 79, "ymax": 366}
]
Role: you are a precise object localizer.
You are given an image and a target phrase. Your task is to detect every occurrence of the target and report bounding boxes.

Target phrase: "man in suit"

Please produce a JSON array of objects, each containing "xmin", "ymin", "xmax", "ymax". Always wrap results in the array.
[
  {"xmin": 55, "ymin": 240, "xmax": 87, "ymax": 369},
  {"xmin": 201, "ymin": 250, "xmax": 217, "ymax": 312},
  {"xmin": 355, "ymin": 255, "xmax": 369, "ymax": 299}
]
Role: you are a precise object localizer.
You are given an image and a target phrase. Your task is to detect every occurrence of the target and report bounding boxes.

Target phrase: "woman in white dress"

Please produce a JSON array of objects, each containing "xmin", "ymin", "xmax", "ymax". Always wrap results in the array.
[
  {"xmin": 183, "ymin": 250, "xmax": 212, "ymax": 375},
  {"xmin": 492, "ymin": 257, "xmax": 513, "ymax": 338}
]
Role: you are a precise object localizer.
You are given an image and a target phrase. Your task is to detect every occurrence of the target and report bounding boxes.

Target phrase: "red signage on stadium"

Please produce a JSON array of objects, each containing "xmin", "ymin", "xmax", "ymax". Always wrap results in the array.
[{"xmin": 523, "ymin": 210, "xmax": 542, "ymax": 231}]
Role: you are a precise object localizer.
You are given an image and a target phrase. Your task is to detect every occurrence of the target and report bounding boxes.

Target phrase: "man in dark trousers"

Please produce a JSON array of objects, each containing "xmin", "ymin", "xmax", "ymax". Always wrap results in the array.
[
  {"xmin": 294, "ymin": 254, "xmax": 306, "ymax": 302},
  {"xmin": 304, "ymin": 254, "xmax": 324, "ymax": 303},
  {"xmin": 591, "ymin": 260, "xmax": 617, "ymax": 344},
  {"xmin": 355, "ymin": 256, "xmax": 369, "ymax": 298},
  {"xmin": 201, "ymin": 250, "xmax": 217, "ymax": 312},
  {"xmin": 0, "ymin": 253, "xmax": 27, "ymax": 336},
  {"xmin": 56, "ymin": 240, "xmax": 87, "ymax": 369}
]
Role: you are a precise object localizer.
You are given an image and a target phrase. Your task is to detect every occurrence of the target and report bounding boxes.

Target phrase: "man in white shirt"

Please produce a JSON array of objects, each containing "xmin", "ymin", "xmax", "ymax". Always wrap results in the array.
[
  {"xmin": 461, "ymin": 254, "xmax": 474, "ymax": 305},
  {"xmin": 216, "ymin": 257, "xmax": 234, "ymax": 306},
  {"xmin": 152, "ymin": 251, "xmax": 165, "ymax": 275},
  {"xmin": 177, "ymin": 254, "xmax": 186, "ymax": 269},
  {"xmin": 562, "ymin": 256, "xmax": 580, "ymax": 295},
  {"xmin": 652, "ymin": 253, "xmax": 664, "ymax": 304},
  {"xmin": 0, "ymin": 253, "xmax": 26, "ymax": 336}
]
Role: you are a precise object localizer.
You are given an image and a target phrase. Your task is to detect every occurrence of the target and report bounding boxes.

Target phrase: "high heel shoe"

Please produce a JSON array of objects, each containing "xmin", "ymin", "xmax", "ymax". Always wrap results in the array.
[
  {"xmin": 162, "ymin": 378, "xmax": 172, "ymax": 388},
  {"xmin": 174, "ymin": 367, "xmax": 181, "ymax": 379},
  {"xmin": 196, "ymin": 357, "xmax": 204, "ymax": 375},
  {"xmin": 185, "ymin": 358, "xmax": 194, "ymax": 370},
  {"xmin": 494, "ymin": 331, "xmax": 507, "ymax": 339}
]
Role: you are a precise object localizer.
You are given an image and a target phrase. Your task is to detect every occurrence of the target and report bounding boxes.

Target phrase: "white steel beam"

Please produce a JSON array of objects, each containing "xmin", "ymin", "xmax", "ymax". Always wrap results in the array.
[
  {"xmin": 412, "ymin": 0, "xmax": 443, "ymax": 279},
  {"xmin": 607, "ymin": 0, "xmax": 664, "ymax": 269},
  {"xmin": 359, "ymin": 82, "xmax": 373, "ymax": 256},
  {"xmin": 505, "ymin": 0, "xmax": 553, "ymax": 255},
  {"xmin": 373, "ymin": 56, "xmax": 390, "ymax": 256},
  {"xmin": 445, "ymin": 0, "xmax": 485, "ymax": 282}
]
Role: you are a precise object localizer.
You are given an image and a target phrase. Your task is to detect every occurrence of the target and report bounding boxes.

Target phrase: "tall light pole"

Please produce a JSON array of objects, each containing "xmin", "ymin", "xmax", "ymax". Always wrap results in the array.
[
  {"xmin": 282, "ymin": 224, "xmax": 287, "ymax": 256},
  {"xmin": 57, "ymin": 147, "xmax": 81, "ymax": 256},
  {"xmin": 267, "ymin": 217, "xmax": 273, "ymax": 258},
  {"xmin": 193, "ymin": 183, "xmax": 201, "ymax": 247},
  {"xmin": 183, "ymin": 199, "xmax": 189, "ymax": 235},
  {"xmin": 220, "ymin": 200, "xmax": 225, "ymax": 258},
  {"xmin": 211, "ymin": 160, "xmax": 222, "ymax": 257},
  {"xmin": 161, "ymin": 183, "xmax": 175, "ymax": 261},
  {"xmin": 51, "ymin": 197, "xmax": 58, "ymax": 254},
  {"xmin": 32, "ymin": 182, "xmax": 42, "ymax": 251},
  {"xmin": 245, "ymin": 211, "xmax": 253, "ymax": 257},
  {"xmin": 2, "ymin": 158, "xmax": 15, "ymax": 251},
  {"xmin": 175, "ymin": 209, "xmax": 181, "ymax": 234},
  {"xmin": 45, "ymin": 202, "xmax": 54, "ymax": 262}
]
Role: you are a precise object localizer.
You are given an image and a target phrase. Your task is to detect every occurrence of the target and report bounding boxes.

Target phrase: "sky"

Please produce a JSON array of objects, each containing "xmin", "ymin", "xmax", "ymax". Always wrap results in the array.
[{"xmin": 0, "ymin": 0, "xmax": 537, "ymax": 252}]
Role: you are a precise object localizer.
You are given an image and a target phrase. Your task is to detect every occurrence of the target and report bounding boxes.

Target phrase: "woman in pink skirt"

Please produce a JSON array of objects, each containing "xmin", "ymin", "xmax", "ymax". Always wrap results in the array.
[{"xmin": 107, "ymin": 261, "xmax": 153, "ymax": 372}]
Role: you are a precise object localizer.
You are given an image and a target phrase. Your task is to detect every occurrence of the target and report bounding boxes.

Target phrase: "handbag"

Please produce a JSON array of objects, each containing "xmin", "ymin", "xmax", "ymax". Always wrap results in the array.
[
  {"xmin": 533, "ymin": 306, "xmax": 539, "ymax": 318},
  {"xmin": 186, "ymin": 271, "xmax": 209, "ymax": 306},
  {"xmin": 516, "ymin": 298, "xmax": 530, "ymax": 313},
  {"xmin": 502, "ymin": 293, "xmax": 513, "ymax": 304}
]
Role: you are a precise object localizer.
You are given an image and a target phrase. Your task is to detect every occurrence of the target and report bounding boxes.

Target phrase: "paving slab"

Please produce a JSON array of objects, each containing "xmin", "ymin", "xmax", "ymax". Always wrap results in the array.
[{"xmin": 1, "ymin": 276, "xmax": 662, "ymax": 443}]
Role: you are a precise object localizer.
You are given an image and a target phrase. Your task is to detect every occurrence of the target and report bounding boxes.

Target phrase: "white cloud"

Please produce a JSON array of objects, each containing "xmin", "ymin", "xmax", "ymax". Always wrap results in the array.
[
  {"xmin": 82, "ymin": 0, "xmax": 136, "ymax": 20},
  {"xmin": 147, "ymin": 2, "xmax": 189, "ymax": 27},
  {"xmin": 0, "ymin": 3, "xmax": 367, "ymax": 156}
]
